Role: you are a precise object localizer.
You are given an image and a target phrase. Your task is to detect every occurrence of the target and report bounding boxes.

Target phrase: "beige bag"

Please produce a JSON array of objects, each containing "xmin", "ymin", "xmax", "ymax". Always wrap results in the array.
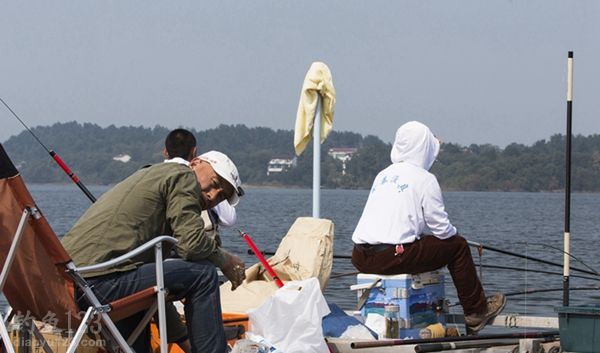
[{"xmin": 220, "ymin": 217, "xmax": 334, "ymax": 313}]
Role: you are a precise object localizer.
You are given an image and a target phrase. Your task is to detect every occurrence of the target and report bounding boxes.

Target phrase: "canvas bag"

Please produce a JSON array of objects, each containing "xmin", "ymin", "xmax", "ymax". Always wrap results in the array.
[
  {"xmin": 221, "ymin": 217, "xmax": 334, "ymax": 313},
  {"xmin": 248, "ymin": 278, "xmax": 330, "ymax": 353}
]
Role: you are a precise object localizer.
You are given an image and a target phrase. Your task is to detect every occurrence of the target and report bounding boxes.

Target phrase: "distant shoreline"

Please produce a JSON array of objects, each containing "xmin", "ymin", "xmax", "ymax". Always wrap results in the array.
[{"xmin": 26, "ymin": 182, "xmax": 600, "ymax": 194}]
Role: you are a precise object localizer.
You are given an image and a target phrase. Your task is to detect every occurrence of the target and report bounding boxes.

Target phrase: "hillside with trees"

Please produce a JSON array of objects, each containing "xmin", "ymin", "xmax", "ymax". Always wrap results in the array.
[{"xmin": 3, "ymin": 122, "xmax": 600, "ymax": 191}]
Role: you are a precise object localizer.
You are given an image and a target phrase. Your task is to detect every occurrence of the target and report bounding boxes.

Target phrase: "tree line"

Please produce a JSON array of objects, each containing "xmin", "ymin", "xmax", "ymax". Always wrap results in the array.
[{"xmin": 3, "ymin": 122, "xmax": 600, "ymax": 191}]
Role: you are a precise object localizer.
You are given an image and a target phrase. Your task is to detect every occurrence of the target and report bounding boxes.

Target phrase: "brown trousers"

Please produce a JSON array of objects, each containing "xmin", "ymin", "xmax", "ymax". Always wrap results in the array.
[{"xmin": 352, "ymin": 235, "xmax": 486, "ymax": 315}]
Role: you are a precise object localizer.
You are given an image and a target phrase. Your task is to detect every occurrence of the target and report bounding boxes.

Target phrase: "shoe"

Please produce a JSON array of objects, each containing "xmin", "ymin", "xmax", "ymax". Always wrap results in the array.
[{"xmin": 464, "ymin": 293, "xmax": 507, "ymax": 332}]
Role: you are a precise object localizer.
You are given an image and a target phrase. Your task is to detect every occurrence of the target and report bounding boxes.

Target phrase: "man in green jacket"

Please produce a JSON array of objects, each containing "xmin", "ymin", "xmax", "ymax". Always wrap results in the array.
[
  {"xmin": 62, "ymin": 145, "xmax": 245, "ymax": 353},
  {"xmin": 159, "ymin": 129, "xmax": 244, "ymax": 353}
]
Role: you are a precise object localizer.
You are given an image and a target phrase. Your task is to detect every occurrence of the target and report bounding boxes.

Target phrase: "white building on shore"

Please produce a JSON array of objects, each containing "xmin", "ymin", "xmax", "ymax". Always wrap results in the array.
[
  {"xmin": 327, "ymin": 147, "xmax": 357, "ymax": 175},
  {"xmin": 267, "ymin": 156, "xmax": 297, "ymax": 176}
]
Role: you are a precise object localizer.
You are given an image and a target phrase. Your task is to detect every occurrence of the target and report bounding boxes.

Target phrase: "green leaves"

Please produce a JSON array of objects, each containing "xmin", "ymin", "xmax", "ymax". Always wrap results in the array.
[{"xmin": 5, "ymin": 123, "xmax": 600, "ymax": 192}]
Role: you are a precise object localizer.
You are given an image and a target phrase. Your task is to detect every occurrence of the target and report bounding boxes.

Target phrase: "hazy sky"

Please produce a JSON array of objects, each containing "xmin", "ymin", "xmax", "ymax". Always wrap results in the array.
[{"xmin": 1, "ymin": 1, "xmax": 599, "ymax": 147}]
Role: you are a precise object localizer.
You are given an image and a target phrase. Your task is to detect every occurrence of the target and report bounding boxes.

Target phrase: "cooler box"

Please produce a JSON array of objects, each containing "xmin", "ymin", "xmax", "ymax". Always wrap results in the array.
[
  {"xmin": 555, "ymin": 305, "xmax": 600, "ymax": 353},
  {"xmin": 351, "ymin": 271, "xmax": 445, "ymax": 339}
]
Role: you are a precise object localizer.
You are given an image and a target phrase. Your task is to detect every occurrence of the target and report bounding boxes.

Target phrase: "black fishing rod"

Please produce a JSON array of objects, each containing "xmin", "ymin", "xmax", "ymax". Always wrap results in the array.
[
  {"xmin": 327, "ymin": 264, "xmax": 600, "ymax": 282},
  {"xmin": 0, "ymin": 97, "xmax": 96, "ymax": 203},
  {"xmin": 250, "ymin": 249, "xmax": 352, "ymax": 259},
  {"xmin": 479, "ymin": 264, "xmax": 599, "ymax": 281},
  {"xmin": 563, "ymin": 51, "xmax": 574, "ymax": 306},
  {"xmin": 350, "ymin": 330, "xmax": 559, "ymax": 349},
  {"xmin": 535, "ymin": 241, "xmax": 598, "ymax": 275},
  {"xmin": 329, "ymin": 271, "xmax": 359, "ymax": 279},
  {"xmin": 329, "ymin": 232, "xmax": 598, "ymax": 276},
  {"xmin": 448, "ymin": 285, "xmax": 600, "ymax": 308},
  {"xmin": 254, "ymin": 242, "xmax": 600, "ymax": 277},
  {"xmin": 467, "ymin": 240, "xmax": 598, "ymax": 276},
  {"xmin": 414, "ymin": 336, "xmax": 558, "ymax": 353},
  {"xmin": 448, "ymin": 286, "xmax": 600, "ymax": 308},
  {"xmin": 505, "ymin": 285, "xmax": 600, "ymax": 297}
]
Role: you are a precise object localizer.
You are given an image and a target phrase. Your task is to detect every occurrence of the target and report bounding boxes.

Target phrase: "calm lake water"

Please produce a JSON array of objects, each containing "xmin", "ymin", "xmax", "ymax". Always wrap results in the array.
[{"xmin": 4, "ymin": 184, "xmax": 600, "ymax": 317}]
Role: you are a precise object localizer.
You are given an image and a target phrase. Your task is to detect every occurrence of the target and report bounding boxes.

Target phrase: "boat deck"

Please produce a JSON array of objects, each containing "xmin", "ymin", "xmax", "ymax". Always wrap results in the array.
[
  {"xmin": 327, "ymin": 339, "xmax": 560, "ymax": 353},
  {"xmin": 326, "ymin": 314, "xmax": 561, "ymax": 353}
]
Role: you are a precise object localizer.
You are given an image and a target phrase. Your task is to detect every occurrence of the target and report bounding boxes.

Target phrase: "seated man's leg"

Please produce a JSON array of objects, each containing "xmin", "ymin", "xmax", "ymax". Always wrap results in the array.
[
  {"xmin": 87, "ymin": 259, "xmax": 226, "ymax": 353},
  {"xmin": 160, "ymin": 259, "xmax": 226, "ymax": 353},
  {"xmin": 420, "ymin": 235, "xmax": 487, "ymax": 316},
  {"xmin": 87, "ymin": 271, "xmax": 156, "ymax": 353},
  {"xmin": 162, "ymin": 302, "xmax": 189, "ymax": 348}
]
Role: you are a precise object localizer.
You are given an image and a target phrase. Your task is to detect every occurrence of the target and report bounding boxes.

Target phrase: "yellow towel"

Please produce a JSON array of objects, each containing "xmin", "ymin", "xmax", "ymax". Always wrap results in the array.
[{"xmin": 294, "ymin": 62, "xmax": 336, "ymax": 156}]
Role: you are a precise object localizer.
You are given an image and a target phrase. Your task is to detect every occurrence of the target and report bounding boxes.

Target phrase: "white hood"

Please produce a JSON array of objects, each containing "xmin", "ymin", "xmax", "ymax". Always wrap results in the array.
[{"xmin": 390, "ymin": 121, "xmax": 440, "ymax": 170}]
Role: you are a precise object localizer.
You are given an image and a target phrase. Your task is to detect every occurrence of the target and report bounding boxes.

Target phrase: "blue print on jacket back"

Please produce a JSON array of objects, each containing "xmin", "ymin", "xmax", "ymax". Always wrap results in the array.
[
  {"xmin": 371, "ymin": 174, "xmax": 409, "ymax": 193},
  {"xmin": 397, "ymin": 183, "xmax": 408, "ymax": 192}
]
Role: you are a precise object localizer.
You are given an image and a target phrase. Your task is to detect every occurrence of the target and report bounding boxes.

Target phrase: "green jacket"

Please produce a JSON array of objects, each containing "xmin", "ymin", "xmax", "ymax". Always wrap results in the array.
[{"xmin": 62, "ymin": 162, "xmax": 225, "ymax": 278}]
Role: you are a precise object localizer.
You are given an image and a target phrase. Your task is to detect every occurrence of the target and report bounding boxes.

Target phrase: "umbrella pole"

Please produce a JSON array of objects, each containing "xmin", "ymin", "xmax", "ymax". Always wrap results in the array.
[{"xmin": 313, "ymin": 95, "xmax": 322, "ymax": 218}]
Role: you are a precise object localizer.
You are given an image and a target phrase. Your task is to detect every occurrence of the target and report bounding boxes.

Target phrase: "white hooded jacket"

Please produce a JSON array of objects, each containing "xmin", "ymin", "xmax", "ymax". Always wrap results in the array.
[{"xmin": 352, "ymin": 121, "xmax": 457, "ymax": 245}]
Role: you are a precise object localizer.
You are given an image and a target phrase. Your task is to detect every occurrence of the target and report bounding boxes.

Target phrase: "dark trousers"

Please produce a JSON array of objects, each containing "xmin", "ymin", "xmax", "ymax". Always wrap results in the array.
[
  {"xmin": 352, "ymin": 235, "xmax": 486, "ymax": 315},
  {"xmin": 85, "ymin": 259, "xmax": 226, "ymax": 353}
]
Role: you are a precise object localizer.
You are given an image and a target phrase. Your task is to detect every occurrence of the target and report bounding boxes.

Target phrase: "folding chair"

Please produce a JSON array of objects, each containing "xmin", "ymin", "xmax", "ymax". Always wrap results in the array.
[{"xmin": 0, "ymin": 142, "xmax": 176, "ymax": 353}]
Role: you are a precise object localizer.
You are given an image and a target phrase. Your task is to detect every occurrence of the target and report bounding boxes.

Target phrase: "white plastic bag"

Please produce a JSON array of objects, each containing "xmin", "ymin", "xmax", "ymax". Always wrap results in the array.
[
  {"xmin": 364, "ymin": 313, "xmax": 385, "ymax": 338},
  {"xmin": 340, "ymin": 325, "xmax": 377, "ymax": 340},
  {"xmin": 248, "ymin": 278, "xmax": 331, "ymax": 353}
]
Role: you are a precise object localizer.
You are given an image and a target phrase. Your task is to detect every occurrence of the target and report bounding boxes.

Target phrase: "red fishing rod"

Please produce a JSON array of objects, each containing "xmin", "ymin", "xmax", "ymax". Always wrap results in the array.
[
  {"xmin": 238, "ymin": 229, "xmax": 284, "ymax": 288},
  {"xmin": 0, "ymin": 98, "xmax": 96, "ymax": 203}
]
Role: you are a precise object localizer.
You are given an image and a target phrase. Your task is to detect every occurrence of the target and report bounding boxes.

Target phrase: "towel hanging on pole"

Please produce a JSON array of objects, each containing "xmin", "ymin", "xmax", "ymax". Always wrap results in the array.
[{"xmin": 294, "ymin": 62, "xmax": 336, "ymax": 156}]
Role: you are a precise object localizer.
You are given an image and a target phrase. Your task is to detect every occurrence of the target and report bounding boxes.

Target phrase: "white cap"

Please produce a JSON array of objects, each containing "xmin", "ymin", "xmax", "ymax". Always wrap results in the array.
[{"xmin": 199, "ymin": 151, "xmax": 244, "ymax": 206}]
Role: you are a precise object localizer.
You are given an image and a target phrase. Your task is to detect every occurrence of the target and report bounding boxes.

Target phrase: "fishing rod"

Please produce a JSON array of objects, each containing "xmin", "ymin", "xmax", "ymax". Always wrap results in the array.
[
  {"xmin": 505, "ymin": 285, "xmax": 600, "ymax": 297},
  {"xmin": 350, "ymin": 330, "xmax": 559, "ymax": 349},
  {"xmin": 0, "ymin": 98, "xmax": 97, "ymax": 203},
  {"xmin": 239, "ymin": 229, "xmax": 284, "ymax": 288},
  {"xmin": 534, "ymin": 241, "xmax": 598, "ymax": 275},
  {"xmin": 328, "ymin": 232, "xmax": 599, "ymax": 276},
  {"xmin": 414, "ymin": 336, "xmax": 558, "ymax": 353},
  {"xmin": 478, "ymin": 264, "xmax": 599, "ymax": 281},
  {"xmin": 448, "ymin": 285, "xmax": 600, "ymax": 308},
  {"xmin": 329, "ymin": 271, "xmax": 359, "ymax": 279},
  {"xmin": 249, "ymin": 249, "xmax": 351, "ymax": 260},
  {"xmin": 563, "ymin": 50, "xmax": 574, "ymax": 306},
  {"xmin": 327, "ymin": 264, "xmax": 600, "ymax": 282},
  {"xmin": 254, "ymin": 243, "xmax": 600, "ymax": 277},
  {"xmin": 467, "ymin": 239, "xmax": 598, "ymax": 276}
]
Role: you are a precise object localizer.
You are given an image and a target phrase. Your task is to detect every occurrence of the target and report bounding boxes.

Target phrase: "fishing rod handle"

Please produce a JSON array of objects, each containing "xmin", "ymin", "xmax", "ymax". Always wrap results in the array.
[
  {"xmin": 50, "ymin": 151, "xmax": 97, "ymax": 203},
  {"xmin": 50, "ymin": 151, "xmax": 79, "ymax": 181},
  {"xmin": 239, "ymin": 229, "xmax": 284, "ymax": 288}
]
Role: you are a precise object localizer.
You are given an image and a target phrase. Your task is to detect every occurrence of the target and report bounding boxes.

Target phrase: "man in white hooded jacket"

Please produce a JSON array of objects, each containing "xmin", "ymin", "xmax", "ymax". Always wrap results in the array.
[{"xmin": 352, "ymin": 121, "xmax": 506, "ymax": 333}]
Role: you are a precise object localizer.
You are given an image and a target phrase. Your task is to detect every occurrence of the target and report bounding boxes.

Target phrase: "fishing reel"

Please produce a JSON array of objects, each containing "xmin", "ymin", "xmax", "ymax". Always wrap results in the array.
[{"xmin": 433, "ymin": 298, "xmax": 450, "ymax": 314}]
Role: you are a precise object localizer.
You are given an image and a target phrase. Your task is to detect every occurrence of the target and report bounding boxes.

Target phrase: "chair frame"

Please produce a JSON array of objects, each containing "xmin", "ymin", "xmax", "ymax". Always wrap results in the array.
[
  {"xmin": 0, "ymin": 206, "xmax": 178, "ymax": 353},
  {"xmin": 0, "ymin": 208, "xmax": 32, "ymax": 353}
]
